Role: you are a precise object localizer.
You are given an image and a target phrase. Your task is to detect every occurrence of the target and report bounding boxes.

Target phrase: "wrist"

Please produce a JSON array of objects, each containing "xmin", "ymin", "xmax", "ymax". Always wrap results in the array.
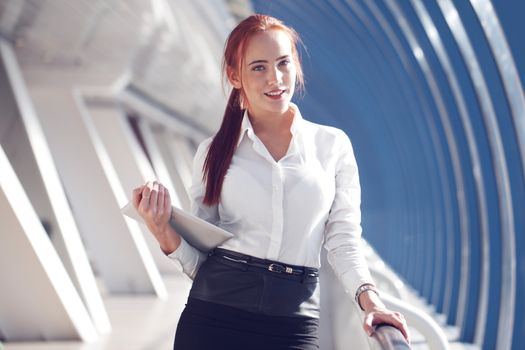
[
  {"xmin": 159, "ymin": 235, "xmax": 181, "ymax": 255},
  {"xmin": 155, "ymin": 225, "xmax": 181, "ymax": 255},
  {"xmin": 355, "ymin": 283, "xmax": 381, "ymax": 311}
]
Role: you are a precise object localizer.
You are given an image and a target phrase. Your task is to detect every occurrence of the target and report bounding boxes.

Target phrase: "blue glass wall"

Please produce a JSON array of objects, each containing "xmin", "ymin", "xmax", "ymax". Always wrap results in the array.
[{"xmin": 251, "ymin": 1, "xmax": 525, "ymax": 349}]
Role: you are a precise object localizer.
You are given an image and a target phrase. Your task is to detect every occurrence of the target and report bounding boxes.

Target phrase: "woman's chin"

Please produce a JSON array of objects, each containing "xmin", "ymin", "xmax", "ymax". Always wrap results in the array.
[{"xmin": 265, "ymin": 99, "xmax": 292, "ymax": 114}]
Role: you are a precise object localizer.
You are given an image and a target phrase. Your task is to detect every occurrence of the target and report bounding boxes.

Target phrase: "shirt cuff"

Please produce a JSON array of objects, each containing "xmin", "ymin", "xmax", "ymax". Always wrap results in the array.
[
  {"xmin": 167, "ymin": 236, "xmax": 191, "ymax": 260},
  {"xmin": 167, "ymin": 237, "xmax": 205, "ymax": 279}
]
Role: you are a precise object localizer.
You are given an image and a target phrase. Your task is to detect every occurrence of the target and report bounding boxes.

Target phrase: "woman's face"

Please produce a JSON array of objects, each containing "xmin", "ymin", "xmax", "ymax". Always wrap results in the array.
[{"xmin": 231, "ymin": 29, "xmax": 297, "ymax": 117}]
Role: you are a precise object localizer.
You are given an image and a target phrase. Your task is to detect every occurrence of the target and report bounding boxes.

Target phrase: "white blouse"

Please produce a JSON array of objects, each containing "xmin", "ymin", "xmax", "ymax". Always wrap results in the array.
[{"xmin": 169, "ymin": 103, "xmax": 373, "ymax": 297}]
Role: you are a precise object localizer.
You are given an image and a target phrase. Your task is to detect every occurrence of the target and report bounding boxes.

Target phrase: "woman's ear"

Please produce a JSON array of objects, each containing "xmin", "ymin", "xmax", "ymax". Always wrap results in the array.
[{"xmin": 227, "ymin": 66, "xmax": 242, "ymax": 89}]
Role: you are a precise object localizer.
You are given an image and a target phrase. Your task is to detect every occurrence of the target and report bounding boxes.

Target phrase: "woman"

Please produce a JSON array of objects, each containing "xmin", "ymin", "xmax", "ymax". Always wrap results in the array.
[{"xmin": 133, "ymin": 14, "xmax": 410, "ymax": 350}]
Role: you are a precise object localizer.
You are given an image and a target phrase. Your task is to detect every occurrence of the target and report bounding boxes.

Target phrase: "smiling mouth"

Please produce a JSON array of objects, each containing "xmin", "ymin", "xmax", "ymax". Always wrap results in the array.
[{"xmin": 264, "ymin": 89, "xmax": 286, "ymax": 97}]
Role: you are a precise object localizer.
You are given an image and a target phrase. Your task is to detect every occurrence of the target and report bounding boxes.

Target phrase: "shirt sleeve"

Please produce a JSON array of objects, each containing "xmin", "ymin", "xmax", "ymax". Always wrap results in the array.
[
  {"xmin": 167, "ymin": 137, "xmax": 218, "ymax": 279},
  {"xmin": 323, "ymin": 131, "xmax": 374, "ymax": 302}
]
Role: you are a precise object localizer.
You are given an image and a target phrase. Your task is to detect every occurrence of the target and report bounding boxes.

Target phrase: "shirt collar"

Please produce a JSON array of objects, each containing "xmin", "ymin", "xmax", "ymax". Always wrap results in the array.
[{"xmin": 236, "ymin": 102, "xmax": 303, "ymax": 148}]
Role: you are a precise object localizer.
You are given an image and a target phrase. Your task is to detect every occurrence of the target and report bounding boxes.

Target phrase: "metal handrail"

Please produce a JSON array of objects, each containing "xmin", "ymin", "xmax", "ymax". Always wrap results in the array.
[
  {"xmin": 369, "ymin": 324, "xmax": 411, "ymax": 350},
  {"xmin": 362, "ymin": 241, "xmax": 449, "ymax": 349},
  {"xmin": 382, "ymin": 293, "xmax": 450, "ymax": 350}
]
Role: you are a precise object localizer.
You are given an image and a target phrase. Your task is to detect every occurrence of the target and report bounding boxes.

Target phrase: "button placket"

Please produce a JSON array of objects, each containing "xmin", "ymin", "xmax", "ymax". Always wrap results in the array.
[{"xmin": 268, "ymin": 163, "xmax": 284, "ymax": 260}]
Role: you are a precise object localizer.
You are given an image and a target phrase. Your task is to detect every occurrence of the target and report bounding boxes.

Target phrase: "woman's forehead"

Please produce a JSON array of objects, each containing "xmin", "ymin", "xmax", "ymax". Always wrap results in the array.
[{"xmin": 243, "ymin": 29, "xmax": 293, "ymax": 63}]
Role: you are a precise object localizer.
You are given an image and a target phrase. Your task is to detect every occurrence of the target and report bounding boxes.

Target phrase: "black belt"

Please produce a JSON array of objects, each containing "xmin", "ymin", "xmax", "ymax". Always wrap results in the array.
[{"xmin": 209, "ymin": 248, "xmax": 319, "ymax": 277}]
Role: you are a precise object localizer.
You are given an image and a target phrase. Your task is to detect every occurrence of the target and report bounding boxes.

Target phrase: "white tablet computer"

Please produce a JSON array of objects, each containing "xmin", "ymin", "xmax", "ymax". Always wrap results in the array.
[{"xmin": 121, "ymin": 202, "xmax": 233, "ymax": 252}]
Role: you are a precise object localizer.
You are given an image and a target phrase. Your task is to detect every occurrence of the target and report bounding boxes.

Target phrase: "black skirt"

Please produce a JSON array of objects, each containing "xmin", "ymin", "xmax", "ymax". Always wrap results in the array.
[
  {"xmin": 173, "ymin": 249, "xmax": 321, "ymax": 349},
  {"xmin": 174, "ymin": 298, "xmax": 320, "ymax": 350}
]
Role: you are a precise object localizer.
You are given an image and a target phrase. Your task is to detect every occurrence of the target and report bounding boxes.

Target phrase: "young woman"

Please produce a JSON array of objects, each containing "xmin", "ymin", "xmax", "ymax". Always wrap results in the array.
[{"xmin": 132, "ymin": 14, "xmax": 410, "ymax": 350}]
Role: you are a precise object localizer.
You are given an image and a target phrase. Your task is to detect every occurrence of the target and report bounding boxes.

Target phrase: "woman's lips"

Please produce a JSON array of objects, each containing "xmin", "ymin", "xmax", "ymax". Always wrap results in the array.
[{"xmin": 264, "ymin": 89, "xmax": 286, "ymax": 100}]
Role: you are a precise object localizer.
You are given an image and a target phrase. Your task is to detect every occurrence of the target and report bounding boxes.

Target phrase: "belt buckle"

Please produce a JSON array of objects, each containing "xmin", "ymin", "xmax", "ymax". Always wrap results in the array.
[
  {"xmin": 268, "ymin": 263, "xmax": 294, "ymax": 274},
  {"xmin": 268, "ymin": 263, "xmax": 285, "ymax": 273}
]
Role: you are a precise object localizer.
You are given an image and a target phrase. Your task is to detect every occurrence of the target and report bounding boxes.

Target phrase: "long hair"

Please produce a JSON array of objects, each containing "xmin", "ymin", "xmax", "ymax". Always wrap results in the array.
[{"xmin": 202, "ymin": 14, "xmax": 305, "ymax": 205}]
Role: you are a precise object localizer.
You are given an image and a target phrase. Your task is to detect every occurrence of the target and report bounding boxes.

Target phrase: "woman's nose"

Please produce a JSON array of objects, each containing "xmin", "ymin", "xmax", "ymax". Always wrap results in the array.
[{"xmin": 267, "ymin": 67, "xmax": 283, "ymax": 85}]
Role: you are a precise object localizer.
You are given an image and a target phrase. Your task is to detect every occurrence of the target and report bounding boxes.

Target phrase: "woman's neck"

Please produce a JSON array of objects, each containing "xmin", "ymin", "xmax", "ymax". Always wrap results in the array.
[{"xmin": 247, "ymin": 105, "xmax": 295, "ymax": 136}]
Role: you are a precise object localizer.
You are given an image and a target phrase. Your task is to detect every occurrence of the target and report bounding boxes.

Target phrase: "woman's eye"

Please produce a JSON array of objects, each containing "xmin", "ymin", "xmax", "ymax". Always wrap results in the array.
[
  {"xmin": 279, "ymin": 59, "xmax": 291, "ymax": 66},
  {"xmin": 252, "ymin": 65, "xmax": 265, "ymax": 71}
]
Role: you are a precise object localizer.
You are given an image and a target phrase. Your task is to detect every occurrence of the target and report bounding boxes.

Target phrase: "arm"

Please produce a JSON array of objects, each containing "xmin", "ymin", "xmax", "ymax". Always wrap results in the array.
[
  {"xmin": 323, "ymin": 131, "xmax": 373, "ymax": 297},
  {"xmin": 168, "ymin": 138, "xmax": 218, "ymax": 279},
  {"xmin": 131, "ymin": 138, "xmax": 216, "ymax": 279},
  {"xmin": 324, "ymin": 132, "xmax": 410, "ymax": 342}
]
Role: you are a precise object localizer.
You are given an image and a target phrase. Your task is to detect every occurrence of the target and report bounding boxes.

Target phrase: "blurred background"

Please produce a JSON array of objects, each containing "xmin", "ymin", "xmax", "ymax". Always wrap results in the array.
[{"xmin": 0, "ymin": 0, "xmax": 524, "ymax": 349}]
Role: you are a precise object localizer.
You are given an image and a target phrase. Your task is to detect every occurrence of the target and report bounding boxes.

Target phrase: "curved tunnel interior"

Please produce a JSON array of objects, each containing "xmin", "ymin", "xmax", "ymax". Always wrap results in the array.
[
  {"xmin": 252, "ymin": 1, "xmax": 525, "ymax": 349},
  {"xmin": 0, "ymin": 1, "xmax": 524, "ymax": 349}
]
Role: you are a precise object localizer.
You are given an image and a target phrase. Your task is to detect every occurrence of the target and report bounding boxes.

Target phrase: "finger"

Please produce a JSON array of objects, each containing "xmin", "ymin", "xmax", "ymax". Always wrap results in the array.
[
  {"xmin": 400, "ymin": 320, "xmax": 410, "ymax": 343},
  {"xmin": 141, "ymin": 184, "xmax": 152, "ymax": 210},
  {"xmin": 164, "ymin": 187, "xmax": 171, "ymax": 216},
  {"xmin": 157, "ymin": 184, "xmax": 165, "ymax": 216},
  {"xmin": 132, "ymin": 186, "xmax": 144, "ymax": 208},
  {"xmin": 363, "ymin": 313, "xmax": 374, "ymax": 336},
  {"xmin": 394, "ymin": 321, "xmax": 410, "ymax": 344},
  {"xmin": 150, "ymin": 181, "xmax": 160, "ymax": 214},
  {"xmin": 377, "ymin": 315, "xmax": 410, "ymax": 343}
]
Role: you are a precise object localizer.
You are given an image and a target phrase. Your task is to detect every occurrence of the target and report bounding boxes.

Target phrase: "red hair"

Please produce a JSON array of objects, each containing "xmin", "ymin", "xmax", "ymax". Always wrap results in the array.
[{"xmin": 202, "ymin": 14, "xmax": 304, "ymax": 205}]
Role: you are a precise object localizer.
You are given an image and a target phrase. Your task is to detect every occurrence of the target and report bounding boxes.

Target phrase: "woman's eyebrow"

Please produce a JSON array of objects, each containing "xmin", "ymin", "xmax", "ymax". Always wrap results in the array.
[{"xmin": 248, "ymin": 55, "xmax": 290, "ymax": 66}]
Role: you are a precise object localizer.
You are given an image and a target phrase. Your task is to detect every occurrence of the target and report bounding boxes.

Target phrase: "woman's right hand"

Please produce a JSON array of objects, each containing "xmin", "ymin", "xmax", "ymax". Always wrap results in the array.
[{"xmin": 132, "ymin": 181, "xmax": 181, "ymax": 255}]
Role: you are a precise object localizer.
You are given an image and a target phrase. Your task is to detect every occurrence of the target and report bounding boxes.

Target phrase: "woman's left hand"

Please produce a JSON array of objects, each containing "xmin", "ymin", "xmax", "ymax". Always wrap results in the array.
[
  {"xmin": 358, "ymin": 288, "xmax": 410, "ymax": 343},
  {"xmin": 363, "ymin": 306, "xmax": 411, "ymax": 344}
]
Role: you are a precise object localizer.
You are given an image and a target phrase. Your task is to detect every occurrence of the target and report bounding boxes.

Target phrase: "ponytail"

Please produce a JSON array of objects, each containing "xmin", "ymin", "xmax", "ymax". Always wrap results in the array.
[{"xmin": 202, "ymin": 88, "xmax": 244, "ymax": 205}]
